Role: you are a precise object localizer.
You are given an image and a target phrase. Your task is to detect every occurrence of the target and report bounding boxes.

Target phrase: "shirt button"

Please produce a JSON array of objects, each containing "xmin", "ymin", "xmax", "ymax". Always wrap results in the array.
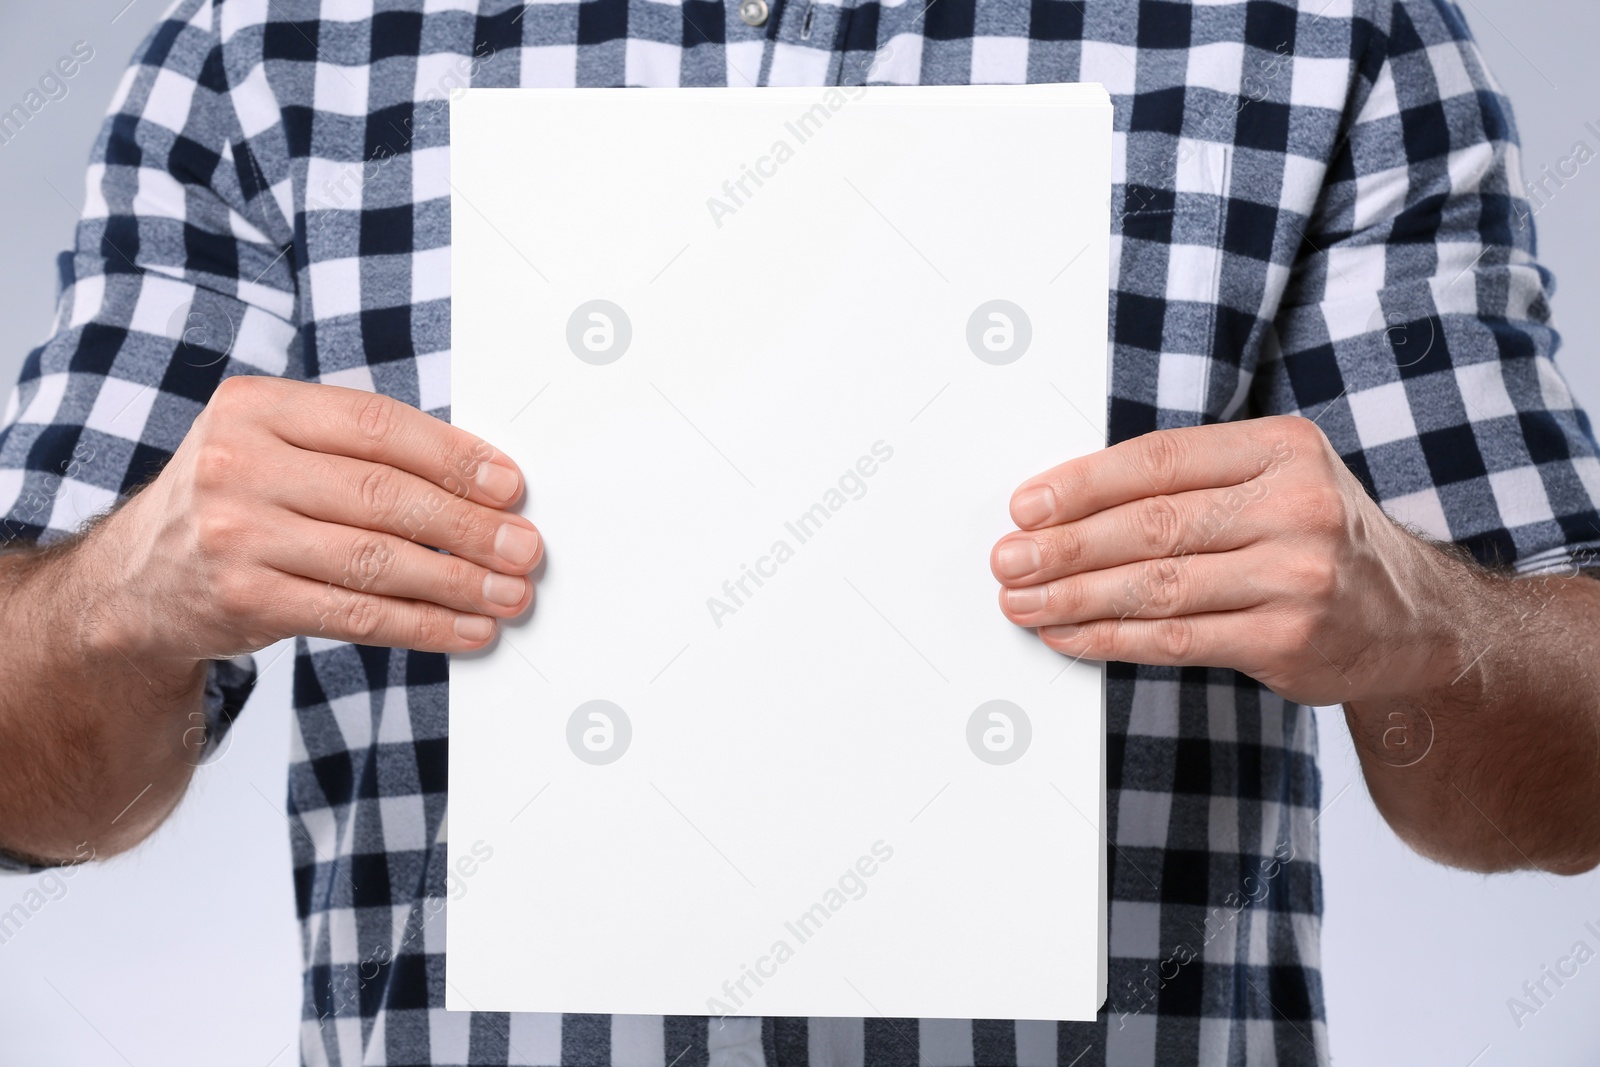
[{"xmin": 738, "ymin": 0, "xmax": 769, "ymax": 27}]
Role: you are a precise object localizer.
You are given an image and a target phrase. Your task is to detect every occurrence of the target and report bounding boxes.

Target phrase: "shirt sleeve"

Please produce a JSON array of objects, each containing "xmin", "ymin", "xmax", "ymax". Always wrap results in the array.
[
  {"xmin": 0, "ymin": 0, "xmax": 299, "ymax": 830},
  {"xmin": 1256, "ymin": 0, "xmax": 1600, "ymax": 574}
]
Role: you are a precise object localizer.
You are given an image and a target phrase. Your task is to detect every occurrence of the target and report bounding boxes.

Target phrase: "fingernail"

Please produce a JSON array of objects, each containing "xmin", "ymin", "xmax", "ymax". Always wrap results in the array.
[
  {"xmin": 482, "ymin": 572, "xmax": 527, "ymax": 607},
  {"xmin": 476, "ymin": 460, "xmax": 520, "ymax": 502},
  {"xmin": 1013, "ymin": 485, "xmax": 1056, "ymax": 527},
  {"xmin": 995, "ymin": 539, "xmax": 1042, "ymax": 579},
  {"xmin": 495, "ymin": 524, "xmax": 540, "ymax": 567},
  {"xmin": 1005, "ymin": 586, "xmax": 1049, "ymax": 614},
  {"xmin": 455, "ymin": 615, "xmax": 494, "ymax": 642}
]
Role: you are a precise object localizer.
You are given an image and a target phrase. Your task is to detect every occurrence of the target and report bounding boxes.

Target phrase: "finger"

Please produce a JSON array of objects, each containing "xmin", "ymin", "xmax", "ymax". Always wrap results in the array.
[
  {"xmin": 279, "ymin": 449, "xmax": 543, "ymax": 574},
  {"xmin": 1034, "ymin": 611, "xmax": 1259, "ymax": 668},
  {"xmin": 261, "ymin": 517, "xmax": 534, "ymax": 619},
  {"xmin": 991, "ymin": 480, "xmax": 1278, "ymax": 586},
  {"xmin": 998, "ymin": 551, "xmax": 1268, "ymax": 627},
  {"xmin": 1008, "ymin": 418, "xmax": 1301, "ymax": 530},
  {"xmin": 273, "ymin": 571, "xmax": 501, "ymax": 653},
  {"xmin": 232, "ymin": 377, "xmax": 524, "ymax": 507}
]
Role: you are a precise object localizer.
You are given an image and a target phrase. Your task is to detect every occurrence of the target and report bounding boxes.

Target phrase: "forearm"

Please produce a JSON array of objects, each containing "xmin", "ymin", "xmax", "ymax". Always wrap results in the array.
[
  {"xmin": 0, "ymin": 379, "xmax": 541, "ymax": 864},
  {"xmin": 0, "ymin": 513, "xmax": 207, "ymax": 864},
  {"xmin": 1345, "ymin": 546, "xmax": 1600, "ymax": 875}
]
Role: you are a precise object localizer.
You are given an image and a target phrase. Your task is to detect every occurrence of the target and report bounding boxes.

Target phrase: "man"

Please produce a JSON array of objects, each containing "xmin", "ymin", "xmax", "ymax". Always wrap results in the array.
[{"xmin": 2, "ymin": 0, "xmax": 1598, "ymax": 1064}]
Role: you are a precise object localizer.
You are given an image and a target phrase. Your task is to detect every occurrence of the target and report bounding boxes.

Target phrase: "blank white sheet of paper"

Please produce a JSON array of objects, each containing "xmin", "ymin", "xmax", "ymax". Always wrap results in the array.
[{"xmin": 448, "ymin": 84, "xmax": 1112, "ymax": 1021}]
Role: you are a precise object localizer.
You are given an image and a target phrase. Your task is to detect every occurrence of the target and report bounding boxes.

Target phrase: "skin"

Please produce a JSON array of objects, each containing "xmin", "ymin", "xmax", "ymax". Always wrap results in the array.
[
  {"xmin": 2, "ymin": 388, "xmax": 1595, "ymax": 876},
  {"xmin": 0, "ymin": 376, "xmax": 539, "ymax": 863},
  {"xmin": 990, "ymin": 414, "xmax": 1600, "ymax": 876}
]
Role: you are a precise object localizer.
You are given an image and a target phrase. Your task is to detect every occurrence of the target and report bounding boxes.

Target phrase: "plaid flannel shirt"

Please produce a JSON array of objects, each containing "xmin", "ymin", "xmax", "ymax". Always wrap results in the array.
[{"xmin": 4, "ymin": 0, "xmax": 1599, "ymax": 1064}]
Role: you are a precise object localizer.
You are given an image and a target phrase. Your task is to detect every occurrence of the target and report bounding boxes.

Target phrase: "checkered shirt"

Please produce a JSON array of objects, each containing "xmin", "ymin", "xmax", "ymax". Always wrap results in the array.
[{"xmin": 3, "ymin": 0, "xmax": 1599, "ymax": 1063}]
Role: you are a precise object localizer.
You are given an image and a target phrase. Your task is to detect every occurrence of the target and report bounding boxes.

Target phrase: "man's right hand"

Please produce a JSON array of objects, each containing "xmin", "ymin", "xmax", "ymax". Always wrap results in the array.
[{"xmin": 87, "ymin": 375, "xmax": 541, "ymax": 663}]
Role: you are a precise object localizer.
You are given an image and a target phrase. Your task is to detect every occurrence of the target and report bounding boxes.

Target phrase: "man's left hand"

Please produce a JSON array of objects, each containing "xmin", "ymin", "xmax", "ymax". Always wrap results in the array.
[{"xmin": 991, "ymin": 415, "xmax": 1467, "ymax": 707}]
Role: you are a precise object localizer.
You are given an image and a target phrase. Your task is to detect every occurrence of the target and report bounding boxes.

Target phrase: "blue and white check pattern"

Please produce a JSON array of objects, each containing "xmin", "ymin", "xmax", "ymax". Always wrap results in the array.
[{"xmin": 3, "ymin": 0, "xmax": 1599, "ymax": 1064}]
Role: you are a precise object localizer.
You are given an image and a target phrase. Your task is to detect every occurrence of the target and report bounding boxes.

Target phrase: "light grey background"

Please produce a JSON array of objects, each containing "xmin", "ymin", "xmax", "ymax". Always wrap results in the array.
[
  {"xmin": 1, "ymin": 2, "xmax": 1598, "ymax": 1064},
  {"xmin": 0, "ymin": 6, "xmax": 302, "ymax": 1064}
]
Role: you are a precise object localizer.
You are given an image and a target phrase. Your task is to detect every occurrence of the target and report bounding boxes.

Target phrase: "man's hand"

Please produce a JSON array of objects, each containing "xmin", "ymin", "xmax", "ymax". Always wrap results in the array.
[
  {"xmin": 990, "ymin": 415, "xmax": 1462, "ymax": 707},
  {"xmin": 991, "ymin": 414, "xmax": 1600, "ymax": 875},
  {"xmin": 88, "ymin": 375, "xmax": 542, "ymax": 664},
  {"xmin": 1, "ymin": 375, "xmax": 541, "ymax": 862}
]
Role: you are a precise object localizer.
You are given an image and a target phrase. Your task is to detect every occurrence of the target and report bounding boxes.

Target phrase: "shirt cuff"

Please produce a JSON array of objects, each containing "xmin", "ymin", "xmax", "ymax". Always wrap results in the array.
[
  {"xmin": 194, "ymin": 653, "xmax": 258, "ymax": 766},
  {"xmin": 1512, "ymin": 542, "xmax": 1600, "ymax": 577}
]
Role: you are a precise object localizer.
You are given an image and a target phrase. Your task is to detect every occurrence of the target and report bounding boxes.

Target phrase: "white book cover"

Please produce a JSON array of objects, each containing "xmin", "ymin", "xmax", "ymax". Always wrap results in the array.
[{"xmin": 448, "ymin": 84, "xmax": 1112, "ymax": 1022}]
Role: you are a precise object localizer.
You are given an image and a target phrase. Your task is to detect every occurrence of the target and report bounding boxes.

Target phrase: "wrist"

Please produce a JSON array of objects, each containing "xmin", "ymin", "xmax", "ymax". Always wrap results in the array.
[
  {"xmin": 1350, "ymin": 527, "xmax": 1488, "ymax": 705},
  {"xmin": 58, "ymin": 503, "xmax": 207, "ymax": 688}
]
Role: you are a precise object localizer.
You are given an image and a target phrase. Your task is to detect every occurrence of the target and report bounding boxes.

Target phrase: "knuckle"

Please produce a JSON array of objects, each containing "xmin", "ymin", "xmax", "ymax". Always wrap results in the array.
[
  {"xmin": 1317, "ymin": 483, "xmax": 1352, "ymax": 531},
  {"xmin": 342, "ymin": 596, "xmax": 385, "ymax": 641},
  {"xmin": 447, "ymin": 503, "xmax": 493, "ymax": 551},
  {"xmin": 1288, "ymin": 483, "xmax": 1348, "ymax": 536},
  {"xmin": 356, "ymin": 465, "xmax": 401, "ymax": 521},
  {"xmin": 1139, "ymin": 560, "xmax": 1184, "ymax": 614},
  {"xmin": 194, "ymin": 508, "xmax": 243, "ymax": 557},
  {"xmin": 411, "ymin": 607, "xmax": 449, "ymax": 650},
  {"xmin": 1092, "ymin": 619, "xmax": 1125, "ymax": 658},
  {"xmin": 1135, "ymin": 496, "xmax": 1183, "ymax": 556},
  {"xmin": 1291, "ymin": 555, "xmax": 1340, "ymax": 602},
  {"xmin": 353, "ymin": 393, "xmax": 397, "ymax": 449},
  {"xmin": 1135, "ymin": 431, "xmax": 1185, "ymax": 491},
  {"xmin": 1040, "ymin": 579, "xmax": 1073, "ymax": 618},
  {"xmin": 1041, "ymin": 525, "xmax": 1086, "ymax": 572},
  {"xmin": 1050, "ymin": 466, "xmax": 1086, "ymax": 507},
  {"xmin": 192, "ymin": 441, "xmax": 239, "ymax": 491},
  {"xmin": 345, "ymin": 535, "xmax": 393, "ymax": 592},
  {"xmin": 1155, "ymin": 617, "xmax": 1196, "ymax": 660},
  {"xmin": 1285, "ymin": 414, "xmax": 1326, "ymax": 449},
  {"xmin": 209, "ymin": 374, "xmax": 260, "ymax": 412},
  {"xmin": 1275, "ymin": 416, "xmax": 1326, "ymax": 468}
]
